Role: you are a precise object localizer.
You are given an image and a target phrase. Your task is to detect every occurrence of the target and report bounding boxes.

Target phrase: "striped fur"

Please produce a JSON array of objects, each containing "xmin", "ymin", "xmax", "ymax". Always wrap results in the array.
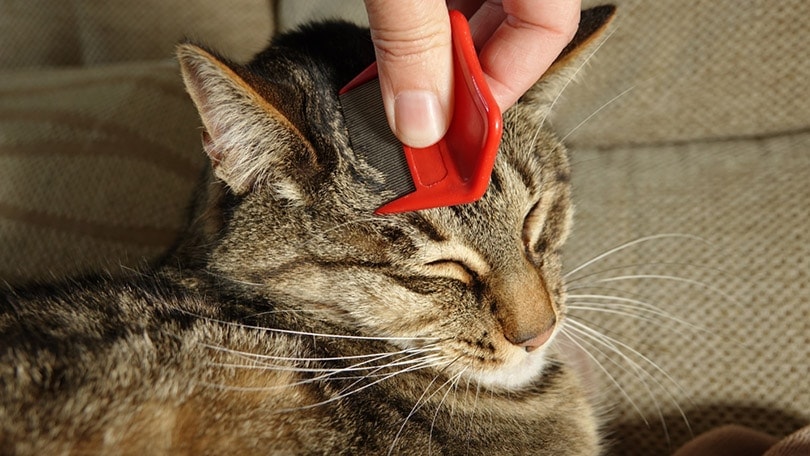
[{"xmin": 1, "ymin": 7, "xmax": 615, "ymax": 455}]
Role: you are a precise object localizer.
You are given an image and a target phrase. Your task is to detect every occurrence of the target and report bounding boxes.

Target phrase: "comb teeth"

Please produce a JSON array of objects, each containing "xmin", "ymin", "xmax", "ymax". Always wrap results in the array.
[{"xmin": 339, "ymin": 78, "xmax": 416, "ymax": 199}]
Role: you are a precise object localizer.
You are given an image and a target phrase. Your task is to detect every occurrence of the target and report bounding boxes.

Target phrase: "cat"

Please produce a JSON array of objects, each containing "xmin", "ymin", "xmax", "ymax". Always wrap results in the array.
[{"xmin": 0, "ymin": 5, "xmax": 615, "ymax": 455}]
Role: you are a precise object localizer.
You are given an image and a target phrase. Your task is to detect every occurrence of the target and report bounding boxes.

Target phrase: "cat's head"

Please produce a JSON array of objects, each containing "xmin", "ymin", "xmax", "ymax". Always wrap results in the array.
[{"xmin": 177, "ymin": 6, "xmax": 615, "ymax": 391}]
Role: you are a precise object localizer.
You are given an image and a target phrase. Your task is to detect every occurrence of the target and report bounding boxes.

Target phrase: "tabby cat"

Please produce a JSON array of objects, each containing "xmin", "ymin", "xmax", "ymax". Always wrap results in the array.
[{"xmin": 0, "ymin": 5, "xmax": 615, "ymax": 455}]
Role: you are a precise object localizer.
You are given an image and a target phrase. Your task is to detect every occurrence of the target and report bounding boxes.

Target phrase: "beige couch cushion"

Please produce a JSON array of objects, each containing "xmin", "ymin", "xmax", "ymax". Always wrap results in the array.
[
  {"xmin": 566, "ymin": 133, "xmax": 810, "ymax": 454},
  {"xmin": 0, "ymin": 0, "xmax": 274, "ymax": 285},
  {"xmin": 556, "ymin": 0, "xmax": 810, "ymax": 148},
  {"xmin": 557, "ymin": 2, "xmax": 810, "ymax": 452},
  {"xmin": 276, "ymin": 0, "xmax": 367, "ymax": 31},
  {"xmin": 0, "ymin": 0, "xmax": 273, "ymax": 68},
  {"xmin": 0, "ymin": 61, "xmax": 207, "ymax": 284}
]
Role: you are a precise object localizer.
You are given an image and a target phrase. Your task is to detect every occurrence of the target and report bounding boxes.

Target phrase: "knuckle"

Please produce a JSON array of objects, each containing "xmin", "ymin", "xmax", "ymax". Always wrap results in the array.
[{"xmin": 371, "ymin": 24, "xmax": 448, "ymax": 64}]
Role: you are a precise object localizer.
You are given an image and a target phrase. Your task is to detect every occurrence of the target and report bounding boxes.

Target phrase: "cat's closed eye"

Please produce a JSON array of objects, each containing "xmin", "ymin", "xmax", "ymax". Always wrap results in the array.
[
  {"xmin": 523, "ymin": 200, "xmax": 550, "ymax": 253},
  {"xmin": 522, "ymin": 190, "xmax": 570, "ymax": 266},
  {"xmin": 424, "ymin": 259, "xmax": 479, "ymax": 285}
]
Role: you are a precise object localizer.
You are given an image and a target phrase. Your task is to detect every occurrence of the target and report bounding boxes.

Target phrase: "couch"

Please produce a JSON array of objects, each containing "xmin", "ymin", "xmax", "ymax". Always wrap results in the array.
[{"xmin": 1, "ymin": 1, "xmax": 808, "ymax": 454}]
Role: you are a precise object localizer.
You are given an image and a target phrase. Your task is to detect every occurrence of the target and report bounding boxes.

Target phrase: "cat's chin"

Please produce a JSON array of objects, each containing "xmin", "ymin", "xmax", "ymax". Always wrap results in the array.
[
  {"xmin": 469, "ymin": 347, "xmax": 551, "ymax": 391},
  {"xmin": 465, "ymin": 330, "xmax": 562, "ymax": 392}
]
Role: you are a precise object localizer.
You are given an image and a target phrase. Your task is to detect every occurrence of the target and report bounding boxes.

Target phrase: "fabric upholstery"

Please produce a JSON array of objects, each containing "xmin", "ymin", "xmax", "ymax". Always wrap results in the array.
[
  {"xmin": 2, "ymin": 0, "xmax": 808, "ymax": 454},
  {"xmin": 0, "ymin": 0, "xmax": 273, "ymax": 284},
  {"xmin": 0, "ymin": 61, "xmax": 206, "ymax": 283},
  {"xmin": 557, "ymin": 0, "xmax": 810, "ymax": 148},
  {"xmin": 0, "ymin": 0, "xmax": 273, "ymax": 68},
  {"xmin": 567, "ymin": 137, "xmax": 810, "ymax": 454},
  {"xmin": 552, "ymin": 3, "xmax": 810, "ymax": 449}
]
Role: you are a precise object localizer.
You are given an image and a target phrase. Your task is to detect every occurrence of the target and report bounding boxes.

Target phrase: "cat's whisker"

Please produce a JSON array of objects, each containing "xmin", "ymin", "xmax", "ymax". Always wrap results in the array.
[
  {"xmin": 565, "ymin": 261, "xmax": 732, "ymax": 287},
  {"xmin": 460, "ymin": 374, "xmax": 473, "ymax": 442},
  {"xmin": 569, "ymin": 282, "xmax": 750, "ymax": 348},
  {"xmin": 560, "ymin": 85, "xmax": 636, "ymax": 143},
  {"xmin": 557, "ymin": 331, "xmax": 648, "ymax": 426},
  {"xmin": 202, "ymin": 354, "xmax": 448, "ymax": 397},
  {"xmin": 201, "ymin": 341, "xmax": 440, "ymax": 364},
  {"xmin": 334, "ymin": 350, "xmax": 447, "ymax": 398},
  {"xmin": 567, "ymin": 327, "xmax": 680, "ymax": 446},
  {"xmin": 539, "ymin": 26, "xmax": 618, "ymax": 128},
  {"xmin": 428, "ymin": 366, "xmax": 467, "ymax": 455},
  {"xmin": 566, "ymin": 319, "xmax": 692, "ymax": 401},
  {"xmin": 175, "ymin": 307, "xmax": 440, "ymax": 342},
  {"xmin": 244, "ymin": 309, "xmax": 335, "ymax": 318},
  {"xmin": 568, "ymin": 322, "xmax": 669, "ymax": 413},
  {"xmin": 579, "ymin": 274, "xmax": 741, "ymax": 307},
  {"xmin": 271, "ymin": 356, "xmax": 452, "ymax": 413},
  {"xmin": 388, "ymin": 357, "xmax": 464, "ymax": 455},
  {"xmin": 303, "ymin": 353, "xmax": 444, "ymax": 388},
  {"xmin": 207, "ymin": 352, "xmax": 442, "ymax": 375},
  {"xmin": 569, "ymin": 292, "xmax": 680, "ymax": 315},
  {"xmin": 467, "ymin": 376, "xmax": 483, "ymax": 451},
  {"xmin": 565, "ymin": 319, "xmax": 693, "ymax": 436},
  {"xmin": 392, "ymin": 364, "xmax": 445, "ymax": 437},
  {"xmin": 564, "ymin": 323, "xmax": 675, "ymax": 444},
  {"xmin": 564, "ymin": 234, "xmax": 711, "ymax": 279},
  {"xmin": 566, "ymin": 304, "xmax": 709, "ymax": 343},
  {"xmin": 567, "ymin": 294, "xmax": 709, "ymax": 334},
  {"xmin": 568, "ymin": 303, "xmax": 680, "ymax": 327},
  {"xmin": 336, "ymin": 355, "xmax": 449, "ymax": 379},
  {"xmin": 202, "ymin": 345, "xmax": 444, "ymax": 394}
]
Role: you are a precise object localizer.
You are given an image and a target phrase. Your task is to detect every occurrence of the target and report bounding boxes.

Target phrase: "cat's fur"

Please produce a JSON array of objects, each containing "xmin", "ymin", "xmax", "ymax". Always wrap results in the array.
[{"xmin": 0, "ymin": 6, "xmax": 615, "ymax": 455}]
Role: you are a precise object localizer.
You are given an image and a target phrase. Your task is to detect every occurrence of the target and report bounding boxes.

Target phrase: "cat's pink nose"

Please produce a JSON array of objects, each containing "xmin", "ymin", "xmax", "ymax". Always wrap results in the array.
[{"xmin": 516, "ymin": 324, "xmax": 556, "ymax": 353}]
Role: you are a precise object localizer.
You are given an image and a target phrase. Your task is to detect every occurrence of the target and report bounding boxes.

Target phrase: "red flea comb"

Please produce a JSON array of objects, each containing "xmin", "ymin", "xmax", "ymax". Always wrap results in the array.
[{"xmin": 339, "ymin": 10, "xmax": 502, "ymax": 215}]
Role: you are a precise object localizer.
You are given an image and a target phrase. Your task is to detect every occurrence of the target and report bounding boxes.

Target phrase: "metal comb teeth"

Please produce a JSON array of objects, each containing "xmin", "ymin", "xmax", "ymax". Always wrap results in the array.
[{"xmin": 339, "ymin": 78, "xmax": 415, "ymax": 199}]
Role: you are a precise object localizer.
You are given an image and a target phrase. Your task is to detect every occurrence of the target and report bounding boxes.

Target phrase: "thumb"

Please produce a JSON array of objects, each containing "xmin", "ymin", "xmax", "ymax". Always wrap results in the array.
[{"xmin": 364, "ymin": 0, "xmax": 452, "ymax": 148}]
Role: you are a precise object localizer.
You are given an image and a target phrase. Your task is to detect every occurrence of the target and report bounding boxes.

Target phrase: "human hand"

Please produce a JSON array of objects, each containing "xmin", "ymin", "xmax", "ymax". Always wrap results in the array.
[{"xmin": 363, "ymin": 0, "xmax": 581, "ymax": 148}]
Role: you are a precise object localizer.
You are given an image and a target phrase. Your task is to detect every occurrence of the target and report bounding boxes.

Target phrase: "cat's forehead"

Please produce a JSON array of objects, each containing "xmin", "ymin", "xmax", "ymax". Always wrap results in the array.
[{"xmin": 420, "ymin": 139, "xmax": 556, "ymax": 231}]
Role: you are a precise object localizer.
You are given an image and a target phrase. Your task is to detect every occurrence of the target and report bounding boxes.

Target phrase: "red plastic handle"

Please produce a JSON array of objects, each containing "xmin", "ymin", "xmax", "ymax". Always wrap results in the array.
[{"xmin": 341, "ymin": 10, "xmax": 502, "ymax": 214}]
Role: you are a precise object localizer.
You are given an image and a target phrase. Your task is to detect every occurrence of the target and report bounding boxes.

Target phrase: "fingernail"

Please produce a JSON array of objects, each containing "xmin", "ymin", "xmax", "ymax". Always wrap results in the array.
[{"xmin": 394, "ymin": 90, "xmax": 447, "ymax": 148}]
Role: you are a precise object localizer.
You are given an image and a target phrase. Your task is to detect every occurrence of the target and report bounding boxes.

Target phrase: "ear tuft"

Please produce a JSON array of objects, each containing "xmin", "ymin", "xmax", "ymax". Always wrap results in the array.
[{"xmin": 177, "ymin": 43, "xmax": 317, "ymax": 198}]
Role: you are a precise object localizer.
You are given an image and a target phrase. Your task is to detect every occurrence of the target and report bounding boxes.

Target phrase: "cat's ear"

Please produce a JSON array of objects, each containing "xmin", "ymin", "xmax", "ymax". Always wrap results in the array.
[
  {"xmin": 177, "ymin": 43, "xmax": 319, "ymax": 198},
  {"xmin": 519, "ymin": 5, "xmax": 617, "ymax": 117}
]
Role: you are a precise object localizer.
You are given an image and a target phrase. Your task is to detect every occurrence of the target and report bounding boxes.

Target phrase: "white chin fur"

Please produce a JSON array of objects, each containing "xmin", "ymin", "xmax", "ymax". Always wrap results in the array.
[
  {"xmin": 468, "ymin": 329, "xmax": 562, "ymax": 391},
  {"xmin": 470, "ymin": 347, "xmax": 550, "ymax": 391}
]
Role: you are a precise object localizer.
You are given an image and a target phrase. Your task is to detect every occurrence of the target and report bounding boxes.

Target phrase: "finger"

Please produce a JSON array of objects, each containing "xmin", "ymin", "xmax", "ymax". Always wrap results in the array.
[
  {"xmin": 467, "ymin": 1, "xmax": 506, "ymax": 49},
  {"xmin": 477, "ymin": 0, "xmax": 581, "ymax": 111},
  {"xmin": 445, "ymin": 0, "xmax": 485, "ymax": 18},
  {"xmin": 364, "ymin": 0, "xmax": 453, "ymax": 148}
]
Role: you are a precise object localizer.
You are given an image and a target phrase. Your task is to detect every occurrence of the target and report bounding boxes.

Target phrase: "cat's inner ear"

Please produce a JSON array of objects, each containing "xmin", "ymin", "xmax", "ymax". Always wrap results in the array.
[{"xmin": 177, "ymin": 43, "xmax": 319, "ymax": 198}]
